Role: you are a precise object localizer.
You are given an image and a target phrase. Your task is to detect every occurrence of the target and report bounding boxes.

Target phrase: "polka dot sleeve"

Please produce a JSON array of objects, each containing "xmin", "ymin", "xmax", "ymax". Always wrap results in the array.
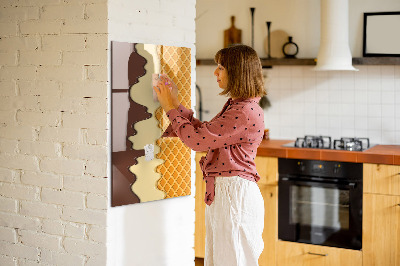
[
  {"xmin": 166, "ymin": 105, "xmax": 250, "ymax": 152},
  {"xmin": 161, "ymin": 104, "xmax": 202, "ymax": 138}
]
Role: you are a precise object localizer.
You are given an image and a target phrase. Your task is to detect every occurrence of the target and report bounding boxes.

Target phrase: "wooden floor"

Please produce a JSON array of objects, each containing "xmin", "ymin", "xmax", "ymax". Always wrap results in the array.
[{"xmin": 195, "ymin": 257, "xmax": 204, "ymax": 266}]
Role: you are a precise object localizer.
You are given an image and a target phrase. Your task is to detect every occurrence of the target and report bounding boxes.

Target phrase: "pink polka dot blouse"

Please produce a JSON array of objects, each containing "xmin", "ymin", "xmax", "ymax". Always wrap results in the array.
[{"xmin": 162, "ymin": 97, "xmax": 265, "ymax": 205}]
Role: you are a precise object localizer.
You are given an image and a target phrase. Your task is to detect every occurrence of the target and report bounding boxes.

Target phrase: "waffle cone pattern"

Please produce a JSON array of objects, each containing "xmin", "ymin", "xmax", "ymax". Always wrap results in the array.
[{"xmin": 155, "ymin": 45, "xmax": 192, "ymax": 198}]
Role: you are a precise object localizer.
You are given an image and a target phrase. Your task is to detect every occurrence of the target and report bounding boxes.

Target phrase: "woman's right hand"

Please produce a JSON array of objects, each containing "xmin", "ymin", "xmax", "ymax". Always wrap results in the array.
[{"xmin": 160, "ymin": 75, "xmax": 180, "ymax": 108}]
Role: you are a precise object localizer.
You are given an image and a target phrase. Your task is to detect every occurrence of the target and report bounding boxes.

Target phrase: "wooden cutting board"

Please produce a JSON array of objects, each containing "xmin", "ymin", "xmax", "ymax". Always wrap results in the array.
[{"xmin": 224, "ymin": 16, "xmax": 242, "ymax": 48}]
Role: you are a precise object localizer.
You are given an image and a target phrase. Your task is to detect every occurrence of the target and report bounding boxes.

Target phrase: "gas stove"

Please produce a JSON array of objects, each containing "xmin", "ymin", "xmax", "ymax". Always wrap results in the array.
[{"xmin": 283, "ymin": 135, "xmax": 373, "ymax": 151}]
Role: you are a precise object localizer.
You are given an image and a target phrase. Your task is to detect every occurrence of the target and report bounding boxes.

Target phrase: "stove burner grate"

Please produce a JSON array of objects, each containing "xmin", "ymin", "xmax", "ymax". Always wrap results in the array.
[
  {"xmin": 295, "ymin": 135, "xmax": 332, "ymax": 149},
  {"xmin": 289, "ymin": 136, "xmax": 371, "ymax": 151},
  {"xmin": 333, "ymin": 137, "xmax": 370, "ymax": 151}
]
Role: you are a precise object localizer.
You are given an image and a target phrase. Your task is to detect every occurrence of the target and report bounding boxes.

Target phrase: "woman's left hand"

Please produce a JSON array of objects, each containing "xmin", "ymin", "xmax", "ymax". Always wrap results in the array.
[{"xmin": 153, "ymin": 77, "xmax": 176, "ymax": 113}]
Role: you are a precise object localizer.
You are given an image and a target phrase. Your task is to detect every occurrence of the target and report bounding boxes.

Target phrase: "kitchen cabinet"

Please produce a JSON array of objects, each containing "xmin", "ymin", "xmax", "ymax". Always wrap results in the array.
[
  {"xmin": 195, "ymin": 152, "xmax": 207, "ymax": 258},
  {"xmin": 276, "ymin": 241, "xmax": 362, "ymax": 266},
  {"xmin": 255, "ymin": 156, "xmax": 278, "ymax": 266},
  {"xmin": 258, "ymin": 184, "xmax": 278, "ymax": 266},
  {"xmin": 363, "ymin": 193, "xmax": 400, "ymax": 266},
  {"xmin": 363, "ymin": 163, "xmax": 400, "ymax": 196},
  {"xmin": 254, "ymin": 156, "xmax": 278, "ymax": 186},
  {"xmin": 363, "ymin": 164, "xmax": 400, "ymax": 266}
]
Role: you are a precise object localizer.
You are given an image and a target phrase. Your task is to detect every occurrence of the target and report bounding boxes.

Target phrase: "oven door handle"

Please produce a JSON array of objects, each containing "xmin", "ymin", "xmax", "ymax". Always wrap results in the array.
[{"xmin": 280, "ymin": 177, "xmax": 356, "ymax": 189}]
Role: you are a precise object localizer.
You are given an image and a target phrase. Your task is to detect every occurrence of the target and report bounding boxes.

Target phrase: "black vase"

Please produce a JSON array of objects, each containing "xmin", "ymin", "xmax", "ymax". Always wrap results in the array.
[{"xmin": 282, "ymin": 36, "xmax": 299, "ymax": 58}]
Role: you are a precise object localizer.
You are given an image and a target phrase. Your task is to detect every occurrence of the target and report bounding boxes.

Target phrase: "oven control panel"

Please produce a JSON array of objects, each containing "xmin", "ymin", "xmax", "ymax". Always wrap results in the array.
[{"xmin": 280, "ymin": 158, "xmax": 362, "ymax": 180}]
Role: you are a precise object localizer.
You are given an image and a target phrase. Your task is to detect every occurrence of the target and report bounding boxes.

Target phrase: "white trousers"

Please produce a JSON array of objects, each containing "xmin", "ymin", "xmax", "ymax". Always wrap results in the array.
[{"xmin": 205, "ymin": 176, "xmax": 264, "ymax": 266}]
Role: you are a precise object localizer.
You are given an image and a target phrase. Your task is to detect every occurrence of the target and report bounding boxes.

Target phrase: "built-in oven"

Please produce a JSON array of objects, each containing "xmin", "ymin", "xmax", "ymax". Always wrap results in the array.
[{"xmin": 278, "ymin": 158, "xmax": 363, "ymax": 250}]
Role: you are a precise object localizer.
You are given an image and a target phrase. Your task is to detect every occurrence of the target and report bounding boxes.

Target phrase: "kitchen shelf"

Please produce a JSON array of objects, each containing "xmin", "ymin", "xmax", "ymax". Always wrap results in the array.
[
  {"xmin": 196, "ymin": 57, "xmax": 400, "ymax": 67},
  {"xmin": 352, "ymin": 57, "xmax": 400, "ymax": 65},
  {"xmin": 196, "ymin": 58, "xmax": 315, "ymax": 69}
]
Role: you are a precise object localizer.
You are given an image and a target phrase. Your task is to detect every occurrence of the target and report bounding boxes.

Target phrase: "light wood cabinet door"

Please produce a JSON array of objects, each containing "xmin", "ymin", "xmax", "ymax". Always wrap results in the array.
[
  {"xmin": 194, "ymin": 152, "xmax": 206, "ymax": 258},
  {"xmin": 364, "ymin": 164, "xmax": 400, "ymax": 196},
  {"xmin": 363, "ymin": 193, "xmax": 400, "ymax": 266},
  {"xmin": 255, "ymin": 156, "xmax": 278, "ymax": 186},
  {"xmin": 276, "ymin": 241, "xmax": 362, "ymax": 266},
  {"xmin": 258, "ymin": 185, "xmax": 278, "ymax": 266}
]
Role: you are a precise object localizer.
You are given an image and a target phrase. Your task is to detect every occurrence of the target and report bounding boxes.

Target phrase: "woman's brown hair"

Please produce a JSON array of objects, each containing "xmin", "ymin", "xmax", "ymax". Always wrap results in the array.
[{"xmin": 214, "ymin": 44, "xmax": 266, "ymax": 99}]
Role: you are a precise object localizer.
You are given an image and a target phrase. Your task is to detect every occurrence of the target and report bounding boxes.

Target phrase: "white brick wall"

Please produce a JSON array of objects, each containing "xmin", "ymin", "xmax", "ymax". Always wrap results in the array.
[
  {"xmin": 0, "ymin": 226, "xmax": 17, "ymax": 243},
  {"xmin": 0, "ymin": 0, "xmax": 108, "ymax": 265},
  {"xmin": 40, "ymin": 249, "xmax": 85, "ymax": 266},
  {"xmin": 42, "ymin": 219, "xmax": 64, "ymax": 236},
  {"xmin": 64, "ymin": 222, "xmax": 85, "ymax": 239},
  {"xmin": 1, "ymin": 0, "xmax": 197, "ymax": 264},
  {"xmin": 20, "ymin": 171, "xmax": 62, "ymax": 189}
]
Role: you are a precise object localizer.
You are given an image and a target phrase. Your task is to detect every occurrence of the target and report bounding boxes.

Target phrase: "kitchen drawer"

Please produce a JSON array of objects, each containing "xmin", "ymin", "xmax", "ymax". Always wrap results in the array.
[
  {"xmin": 364, "ymin": 164, "xmax": 400, "ymax": 196},
  {"xmin": 276, "ymin": 241, "xmax": 362, "ymax": 266},
  {"xmin": 195, "ymin": 152, "xmax": 207, "ymax": 258},
  {"xmin": 255, "ymin": 156, "xmax": 278, "ymax": 186}
]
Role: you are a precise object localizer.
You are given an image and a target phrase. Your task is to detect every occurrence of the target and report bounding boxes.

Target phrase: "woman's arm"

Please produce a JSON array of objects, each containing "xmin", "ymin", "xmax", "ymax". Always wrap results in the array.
[
  {"xmin": 161, "ymin": 104, "xmax": 203, "ymax": 137},
  {"xmin": 165, "ymin": 106, "xmax": 249, "ymax": 152},
  {"xmin": 154, "ymin": 75, "xmax": 203, "ymax": 137},
  {"xmin": 154, "ymin": 72, "xmax": 252, "ymax": 152}
]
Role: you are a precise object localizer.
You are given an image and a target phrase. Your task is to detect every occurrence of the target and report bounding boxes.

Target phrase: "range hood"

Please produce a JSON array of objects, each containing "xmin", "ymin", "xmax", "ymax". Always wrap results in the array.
[{"xmin": 314, "ymin": 0, "xmax": 358, "ymax": 71}]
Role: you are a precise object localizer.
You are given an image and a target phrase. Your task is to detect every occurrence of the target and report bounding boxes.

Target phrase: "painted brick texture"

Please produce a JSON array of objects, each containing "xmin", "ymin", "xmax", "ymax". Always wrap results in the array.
[{"xmin": 0, "ymin": 0, "xmax": 108, "ymax": 265}]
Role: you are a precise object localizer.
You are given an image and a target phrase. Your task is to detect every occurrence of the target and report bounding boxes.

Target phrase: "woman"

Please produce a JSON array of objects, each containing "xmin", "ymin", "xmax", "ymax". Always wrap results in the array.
[{"xmin": 154, "ymin": 44, "xmax": 266, "ymax": 266}]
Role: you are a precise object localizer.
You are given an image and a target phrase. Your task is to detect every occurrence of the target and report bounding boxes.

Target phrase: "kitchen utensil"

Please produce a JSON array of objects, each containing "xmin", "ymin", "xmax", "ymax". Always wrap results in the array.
[
  {"xmin": 250, "ymin": 7, "xmax": 255, "ymax": 48},
  {"xmin": 282, "ymin": 36, "xmax": 299, "ymax": 58},
  {"xmin": 224, "ymin": 16, "xmax": 242, "ymax": 48},
  {"xmin": 266, "ymin": 21, "xmax": 272, "ymax": 58}
]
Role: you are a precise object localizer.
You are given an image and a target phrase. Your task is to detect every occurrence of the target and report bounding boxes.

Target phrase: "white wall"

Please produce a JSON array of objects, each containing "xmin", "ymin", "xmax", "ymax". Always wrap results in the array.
[
  {"xmin": 196, "ymin": 0, "xmax": 400, "ymax": 145},
  {"xmin": 196, "ymin": 0, "xmax": 400, "ymax": 58},
  {"xmin": 107, "ymin": 1, "xmax": 196, "ymax": 266}
]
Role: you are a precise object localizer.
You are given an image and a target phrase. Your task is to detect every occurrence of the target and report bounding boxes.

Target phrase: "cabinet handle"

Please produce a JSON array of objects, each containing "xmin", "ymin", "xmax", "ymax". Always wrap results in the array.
[
  {"xmin": 397, "ymin": 204, "xmax": 400, "ymax": 207},
  {"xmin": 307, "ymin": 252, "xmax": 328, "ymax": 256}
]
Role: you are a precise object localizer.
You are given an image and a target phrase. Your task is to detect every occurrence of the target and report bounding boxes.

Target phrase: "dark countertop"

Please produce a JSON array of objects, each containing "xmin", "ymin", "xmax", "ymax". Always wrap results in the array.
[{"xmin": 257, "ymin": 139, "xmax": 400, "ymax": 165}]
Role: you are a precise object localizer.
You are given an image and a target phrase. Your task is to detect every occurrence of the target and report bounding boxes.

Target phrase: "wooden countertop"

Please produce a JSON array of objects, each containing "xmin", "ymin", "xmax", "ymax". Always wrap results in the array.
[{"xmin": 257, "ymin": 139, "xmax": 400, "ymax": 165}]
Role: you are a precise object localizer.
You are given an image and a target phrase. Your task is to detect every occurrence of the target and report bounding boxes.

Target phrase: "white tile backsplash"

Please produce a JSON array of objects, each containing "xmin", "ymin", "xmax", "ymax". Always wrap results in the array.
[
  {"xmin": 316, "ymin": 103, "xmax": 329, "ymax": 115},
  {"xmin": 395, "ymin": 66, "xmax": 400, "ymax": 78},
  {"xmin": 196, "ymin": 65, "xmax": 400, "ymax": 144},
  {"xmin": 382, "ymin": 90, "xmax": 395, "ymax": 104},
  {"xmin": 382, "ymin": 78, "xmax": 395, "ymax": 91},
  {"xmin": 395, "ymin": 118, "xmax": 400, "ymax": 131},
  {"xmin": 396, "ymin": 105, "xmax": 400, "ymax": 117},
  {"xmin": 381, "ymin": 66, "xmax": 395, "ymax": 77},
  {"xmin": 382, "ymin": 117, "xmax": 396, "ymax": 131},
  {"xmin": 341, "ymin": 90, "xmax": 355, "ymax": 104},
  {"xmin": 341, "ymin": 104, "xmax": 355, "ymax": 116},
  {"xmin": 396, "ymin": 88, "xmax": 400, "ymax": 104},
  {"xmin": 368, "ymin": 104, "xmax": 382, "ymax": 118},
  {"xmin": 367, "ymin": 77, "xmax": 381, "ymax": 91},
  {"xmin": 367, "ymin": 91, "xmax": 381, "ymax": 104},
  {"xmin": 355, "ymin": 104, "xmax": 368, "ymax": 117},
  {"xmin": 355, "ymin": 117, "xmax": 368, "ymax": 130},
  {"xmin": 382, "ymin": 105, "xmax": 395, "ymax": 118}
]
